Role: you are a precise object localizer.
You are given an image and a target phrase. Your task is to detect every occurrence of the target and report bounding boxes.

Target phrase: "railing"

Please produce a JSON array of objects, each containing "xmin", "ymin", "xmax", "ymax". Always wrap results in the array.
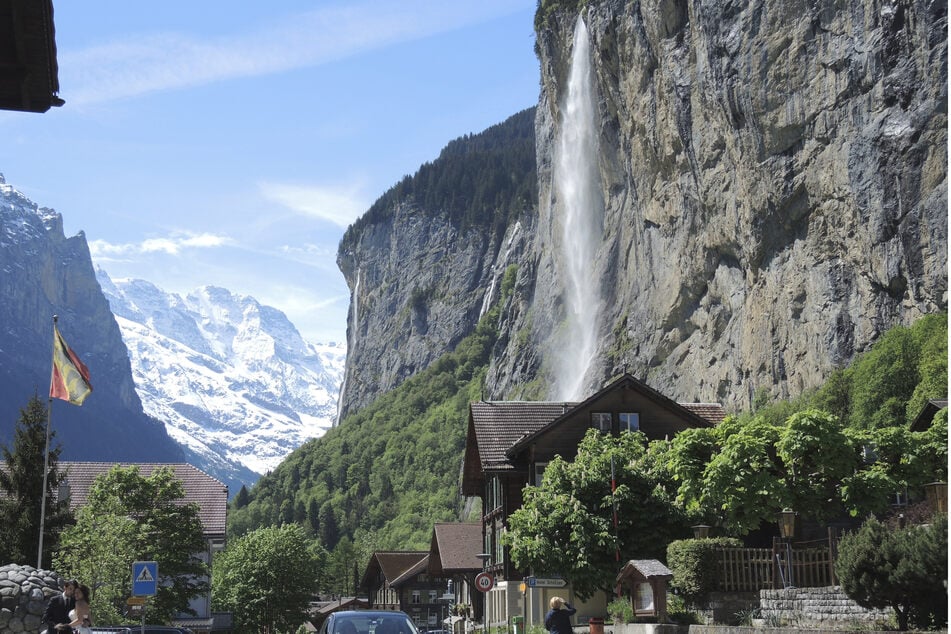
[
  {"xmin": 715, "ymin": 531, "xmax": 840, "ymax": 592},
  {"xmin": 717, "ymin": 547, "xmax": 774, "ymax": 592}
]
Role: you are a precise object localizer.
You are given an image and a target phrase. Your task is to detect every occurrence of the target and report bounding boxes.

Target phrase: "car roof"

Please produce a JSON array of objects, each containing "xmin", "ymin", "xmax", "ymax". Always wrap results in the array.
[{"xmin": 333, "ymin": 611, "xmax": 411, "ymax": 618}]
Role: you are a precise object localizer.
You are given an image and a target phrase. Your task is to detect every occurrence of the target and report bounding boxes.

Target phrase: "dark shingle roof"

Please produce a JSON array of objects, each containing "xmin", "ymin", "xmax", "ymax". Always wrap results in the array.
[
  {"xmin": 616, "ymin": 559, "xmax": 673, "ymax": 582},
  {"xmin": 429, "ymin": 523, "xmax": 483, "ymax": 574},
  {"xmin": 679, "ymin": 403, "xmax": 727, "ymax": 425},
  {"xmin": 60, "ymin": 462, "xmax": 228, "ymax": 537},
  {"xmin": 470, "ymin": 401, "xmax": 574, "ymax": 471},
  {"xmin": 370, "ymin": 552, "xmax": 429, "ymax": 586}
]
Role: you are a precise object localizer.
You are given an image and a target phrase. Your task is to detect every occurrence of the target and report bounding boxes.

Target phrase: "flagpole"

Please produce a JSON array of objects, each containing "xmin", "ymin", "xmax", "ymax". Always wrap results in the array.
[{"xmin": 38, "ymin": 314, "xmax": 57, "ymax": 569}]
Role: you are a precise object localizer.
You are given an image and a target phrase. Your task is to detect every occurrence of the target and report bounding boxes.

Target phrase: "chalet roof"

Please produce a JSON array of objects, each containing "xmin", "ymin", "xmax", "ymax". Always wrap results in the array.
[
  {"xmin": 507, "ymin": 374, "xmax": 715, "ymax": 456},
  {"xmin": 911, "ymin": 399, "xmax": 948, "ymax": 432},
  {"xmin": 680, "ymin": 403, "xmax": 727, "ymax": 426},
  {"xmin": 428, "ymin": 523, "xmax": 484, "ymax": 575},
  {"xmin": 470, "ymin": 401, "xmax": 573, "ymax": 472},
  {"xmin": 60, "ymin": 462, "xmax": 228, "ymax": 537},
  {"xmin": 363, "ymin": 552, "xmax": 428, "ymax": 589},
  {"xmin": 616, "ymin": 559, "xmax": 673, "ymax": 582}
]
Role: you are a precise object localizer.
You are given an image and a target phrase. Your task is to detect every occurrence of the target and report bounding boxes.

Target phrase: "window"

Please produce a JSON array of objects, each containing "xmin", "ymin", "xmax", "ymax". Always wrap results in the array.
[
  {"xmin": 486, "ymin": 476, "xmax": 503, "ymax": 511},
  {"xmin": 635, "ymin": 582, "xmax": 654, "ymax": 612},
  {"xmin": 620, "ymin": 412, "xmax": 639, "ymax": 432},
  {"xmin": 591, "ymin": 412, "xmax": 612, "ymax": 432},
  {"xmin": 412, "ymin": 590, "xmax": 421, "ymax": 604},
  {"xmin": 534, "ymin": 462, "xmax": 548, "ymax": 486},
  {"xmin": 429, "ymin": 590, "xmax": 438, "ymax": 603}
]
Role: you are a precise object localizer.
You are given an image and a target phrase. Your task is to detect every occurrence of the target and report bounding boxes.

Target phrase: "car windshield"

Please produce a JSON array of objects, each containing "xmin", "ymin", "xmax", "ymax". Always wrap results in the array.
[{"xmin": 332, "ymin": 614, "xmax": 418, "ymax": 634}]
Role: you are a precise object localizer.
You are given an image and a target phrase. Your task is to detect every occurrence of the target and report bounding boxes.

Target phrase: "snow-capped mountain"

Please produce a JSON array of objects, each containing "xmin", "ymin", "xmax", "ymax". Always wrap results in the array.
[{"xmin": 95, "ymin": 267, "xmax": 345, "ymax": 493}]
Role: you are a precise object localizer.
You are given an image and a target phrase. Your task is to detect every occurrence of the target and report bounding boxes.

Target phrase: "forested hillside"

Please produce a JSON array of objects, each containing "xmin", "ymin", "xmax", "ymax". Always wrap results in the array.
[
  {"xmin": 341, "ymin": 108, "xmax": 536, "ymax": 250},
  {"xmin": 229, "ymin": 310, "xmax": 945, "ymax": 579},
  {"xmin": 227, "ymin": 266, "xmax": 518, "ymax": 550}
]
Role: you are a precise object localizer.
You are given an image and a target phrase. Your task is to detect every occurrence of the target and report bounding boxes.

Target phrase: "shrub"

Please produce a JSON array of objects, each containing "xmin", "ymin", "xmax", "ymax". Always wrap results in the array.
[
  {"xmin": 666, "ymin": 537, "xmax": 743, "ymax": 606},
  {"xmin": 836, "ymin": 514, "xmax": 948, "ymax": 630},
  {"xmin": 607, "ymin": 597, "xmax": 634, "ymax": 624}
]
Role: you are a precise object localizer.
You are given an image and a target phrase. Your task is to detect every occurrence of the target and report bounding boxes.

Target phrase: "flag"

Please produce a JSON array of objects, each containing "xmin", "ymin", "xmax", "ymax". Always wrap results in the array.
[{"xmin": 50, "ymin": 325, "xmax": 93, "ymax": 405}]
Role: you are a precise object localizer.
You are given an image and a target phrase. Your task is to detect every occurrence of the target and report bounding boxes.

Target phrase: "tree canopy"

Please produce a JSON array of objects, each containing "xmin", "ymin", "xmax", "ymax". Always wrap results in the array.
[
  {"xmin": 506, "ymin": 430, "xmax": 688, "ymax": 598},
  {"xmin": 54, "ymin": 465, "xmax": 208, "ymax": 624},
  {"xmin": 213, "ymin": 524, "xmax": 324, "ymax": 633},
  {"xmin": 0, "ymin": 394, "xmax": 71, "ymax": 568}
]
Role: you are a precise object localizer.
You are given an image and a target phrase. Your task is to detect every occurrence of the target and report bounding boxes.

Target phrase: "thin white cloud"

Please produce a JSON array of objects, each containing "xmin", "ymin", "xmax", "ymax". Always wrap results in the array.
[
  {"xmin": 259, "ymin": 181, "xmax": 366, "ymax": 228},
  {"xmin": 60, "ymin": 0, "xmax": 532, "ymax": 105},
  {"xmin": 89, "ymin": 232, "xmax": 231, "ymax": 258}
]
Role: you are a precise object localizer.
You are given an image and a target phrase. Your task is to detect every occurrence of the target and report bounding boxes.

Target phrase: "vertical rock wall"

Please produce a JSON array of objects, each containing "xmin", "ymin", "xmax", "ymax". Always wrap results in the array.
[{"xmin": 491, "ymin": 0, "xmax": 947, "ymax": 408}]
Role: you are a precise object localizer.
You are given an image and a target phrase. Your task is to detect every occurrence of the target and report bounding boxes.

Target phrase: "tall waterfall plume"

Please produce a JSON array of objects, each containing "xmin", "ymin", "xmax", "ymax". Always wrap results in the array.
[{"xmin": 552, "ymin": 15, "xmax": 603, "ymax": 401}]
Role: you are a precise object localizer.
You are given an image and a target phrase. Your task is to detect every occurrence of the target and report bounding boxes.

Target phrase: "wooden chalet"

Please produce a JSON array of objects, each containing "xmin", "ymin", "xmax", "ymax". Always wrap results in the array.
[{"xmin": 460, "ymin": 373, "xmax": 725, "ymax": 630}]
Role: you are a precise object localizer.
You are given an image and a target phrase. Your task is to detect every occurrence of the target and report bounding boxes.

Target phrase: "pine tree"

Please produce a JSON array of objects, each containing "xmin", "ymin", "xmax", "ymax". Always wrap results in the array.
[{"xmin": 0, "ymin": 394, "xmax": 72, "ymax": 567}]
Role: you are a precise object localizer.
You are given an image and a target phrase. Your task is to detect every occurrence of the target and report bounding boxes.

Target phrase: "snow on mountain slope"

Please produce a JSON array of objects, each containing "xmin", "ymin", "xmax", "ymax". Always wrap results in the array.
[{"xmin": 96, "ymin": 267, "xmax": 345, "ymax": 491}]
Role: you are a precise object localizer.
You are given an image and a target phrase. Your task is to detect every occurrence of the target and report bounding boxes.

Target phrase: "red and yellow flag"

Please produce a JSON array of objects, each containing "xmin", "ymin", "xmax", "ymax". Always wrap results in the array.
[{"xmin": 49, "ymin": 326, "xmax": 93, "ymax": 405}]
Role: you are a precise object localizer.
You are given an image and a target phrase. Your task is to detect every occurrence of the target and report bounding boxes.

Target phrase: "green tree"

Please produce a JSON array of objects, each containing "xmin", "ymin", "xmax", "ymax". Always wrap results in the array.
[
  {"xmin": 54, "ymin": 466, "xmax": 208, "ymax": 623},
  {"xmin": 0, "ymin": 394, "xmax": 72, "ymax": 568},
  {"xmin": 835, "ymin": 515, "xmax": 948, "ymax": 630},
  {"xmin": 213, "ymin": 524, "xmax": 323, "ymax": 633},
  {"xmin": 776, "ymin": 409, "xmax": 857, "ymax": 521},
  {"xmin": 689, "ymin": 416, "xmax": 786, "ymax": 534},
  {"xmin": 505, "ymin": 430, "xmax": 687, "ymax": 598}
]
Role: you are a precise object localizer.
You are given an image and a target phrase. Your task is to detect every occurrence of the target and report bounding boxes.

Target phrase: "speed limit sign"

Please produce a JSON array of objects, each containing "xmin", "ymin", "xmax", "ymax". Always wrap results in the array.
[{"xmin": 475, "ymin": 571, "xmax": 495, "ymax": 592}]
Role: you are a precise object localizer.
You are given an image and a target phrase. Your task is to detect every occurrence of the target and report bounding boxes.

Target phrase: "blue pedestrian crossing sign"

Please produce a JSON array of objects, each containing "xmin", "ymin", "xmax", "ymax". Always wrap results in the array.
[{"xmin": 132, "ymin": 561, "xmax": 158, "ymax": 596}]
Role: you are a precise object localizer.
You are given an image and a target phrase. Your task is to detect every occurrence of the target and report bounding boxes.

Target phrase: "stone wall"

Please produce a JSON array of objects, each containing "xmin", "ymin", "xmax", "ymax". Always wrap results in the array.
[
  {"xmin": 759, "ymin": 587, "xmax": 891, "ymax": 627},
  {"xmin": 0, "ymin": 564, "xmax": 64, "ymax": 633}
]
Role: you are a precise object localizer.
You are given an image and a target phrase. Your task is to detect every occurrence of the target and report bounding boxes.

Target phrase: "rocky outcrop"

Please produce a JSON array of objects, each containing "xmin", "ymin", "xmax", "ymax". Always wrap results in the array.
[
  {"xmin": 490, "ymin": 0, "xmax": 947, "ymax": 408},
  {"xmin": 337, "ymin": 0, "xmax": 946, "ymax": 415},
  {"xmin": 336, "ymin": 206, "xmax": 533, "ymax": 418},
  {"xmin": 0, "ymin": 564, "xmax": 63, "ymax": 633},
  {"xmin": 0, "ymin": 175, "xmax": 183, "ymax": 462}
]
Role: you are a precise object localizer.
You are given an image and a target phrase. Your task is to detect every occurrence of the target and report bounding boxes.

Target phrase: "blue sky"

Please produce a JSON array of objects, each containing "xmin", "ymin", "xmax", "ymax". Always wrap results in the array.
[{"xmin": 0, "ymin": 0, "xmax": 540, "ymax": 343}]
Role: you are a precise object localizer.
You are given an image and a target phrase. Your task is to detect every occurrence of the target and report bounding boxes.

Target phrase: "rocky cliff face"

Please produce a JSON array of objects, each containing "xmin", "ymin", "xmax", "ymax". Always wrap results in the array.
[
  {"xmin": 489, "ymin": 0, "xmax": 946, "ymax": 408},
  {"xmin": 338, "ymin": 0, "xmax": 946, "ymax": 415},
  {"xmin": 0, "ymin": 175, "xmax": 183, "ymax": 461}
]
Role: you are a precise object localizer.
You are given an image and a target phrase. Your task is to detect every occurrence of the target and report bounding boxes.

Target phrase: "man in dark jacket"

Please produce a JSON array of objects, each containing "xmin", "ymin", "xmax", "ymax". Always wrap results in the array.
[
  {"xmin": 544, "ymin": 596, "xmax": 577, "ymax": 634},
  {"xmin": 42, "ymin": 579, "xmax": 77, "ymax": 633}
]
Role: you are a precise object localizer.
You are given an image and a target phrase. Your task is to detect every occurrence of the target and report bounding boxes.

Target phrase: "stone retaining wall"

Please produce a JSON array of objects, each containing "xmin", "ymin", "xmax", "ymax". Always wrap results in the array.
[
  {"xmin": 759, "ymin": 587, "xmax": 891, "ymax": 627},
  {"xmin": 0, "ymin": 564, "xmax": 64, "ymax": 633}
]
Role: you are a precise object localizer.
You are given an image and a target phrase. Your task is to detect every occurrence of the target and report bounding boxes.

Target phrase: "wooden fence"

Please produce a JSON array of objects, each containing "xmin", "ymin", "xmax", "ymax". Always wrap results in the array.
[{"xmin": 715, "ymin": 532, "xmax": 840, "ymax": 592}]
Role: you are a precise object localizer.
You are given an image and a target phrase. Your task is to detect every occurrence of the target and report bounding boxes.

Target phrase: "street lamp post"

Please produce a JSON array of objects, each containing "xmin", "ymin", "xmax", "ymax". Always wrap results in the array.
[
  {"xmin": 777, "ymin": 508, "xmax": 797, "ymax": 588},
  {"xmin": 691, "ymin": 524, "xmax": 710, "ymax": 539}
]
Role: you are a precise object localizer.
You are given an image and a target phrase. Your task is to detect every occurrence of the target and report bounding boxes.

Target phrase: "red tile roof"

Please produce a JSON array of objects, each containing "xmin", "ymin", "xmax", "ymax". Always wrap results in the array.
[
  {"xmin": 60, "ymin": 462, "xmax": 228, "ymax": 537},
  {"xmin": 678, "ymin": 403, "xmax": 727, "ymax": 426}
]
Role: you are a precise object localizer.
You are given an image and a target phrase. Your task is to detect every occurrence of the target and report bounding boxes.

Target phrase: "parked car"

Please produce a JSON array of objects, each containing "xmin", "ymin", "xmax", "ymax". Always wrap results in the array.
[
  {"xmin": 319, "ymin": 610, "xmax": 419, "ymax": 634},
  {"xmin": 92, "ymin": 626, "xmax": 193, "ymax": 634}
]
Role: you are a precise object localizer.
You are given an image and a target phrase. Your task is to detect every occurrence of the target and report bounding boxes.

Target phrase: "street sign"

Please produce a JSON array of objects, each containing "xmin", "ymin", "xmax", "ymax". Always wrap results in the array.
[
  {"xmin": 526, "ymin": 576, "xmax": 566, "ymax": 588},
  {"xmin": 132, "ymin": 561, "xmax": 158, "ymax": 596},
  {"xmin": 474, "ymin": 572, "xmax": 495, "ymax": 593},
  {"xmin": 126, "ymin": 596, "xmax": 147, "ymax": 606}
]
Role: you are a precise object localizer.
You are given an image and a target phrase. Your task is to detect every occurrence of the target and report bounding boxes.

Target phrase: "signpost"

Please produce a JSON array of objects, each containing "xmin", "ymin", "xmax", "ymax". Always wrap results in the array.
[
  {"xmin": 525, "ymin": 576, "xmax": 566, "ymax": 588},
  {"xmin": 132, "ymin": 561, "xmax": 158, "ymax": 596},
  {"xmin": 475, "ymin": 571, "xmax": 495, "ymax": 593},
  {"xmin": 132, "ymin": 561, "xmax": 158, "ymax": 634}
]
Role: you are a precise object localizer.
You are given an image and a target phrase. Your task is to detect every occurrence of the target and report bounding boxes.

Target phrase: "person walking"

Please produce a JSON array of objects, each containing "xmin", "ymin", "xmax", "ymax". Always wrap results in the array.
[
  {"xmin": 41, "ymin": 578, "xmax": 77, "ymax": 634},
  {"xmin": 544, "ymin": 596, "xmax": 577, "ymax": 634}
]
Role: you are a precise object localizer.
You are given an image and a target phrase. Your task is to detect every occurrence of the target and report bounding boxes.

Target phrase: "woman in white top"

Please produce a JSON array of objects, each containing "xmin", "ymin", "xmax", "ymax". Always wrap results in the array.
[{"xmin": 63, "ymin": 583, "xmax": 92, "ymax": 634}]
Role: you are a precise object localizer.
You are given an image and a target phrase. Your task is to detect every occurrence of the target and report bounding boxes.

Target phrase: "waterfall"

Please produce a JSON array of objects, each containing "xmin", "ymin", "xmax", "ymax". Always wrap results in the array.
[{"xmin": 552, "ymin": 15, "xmax": 603, "ymax": 401}]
